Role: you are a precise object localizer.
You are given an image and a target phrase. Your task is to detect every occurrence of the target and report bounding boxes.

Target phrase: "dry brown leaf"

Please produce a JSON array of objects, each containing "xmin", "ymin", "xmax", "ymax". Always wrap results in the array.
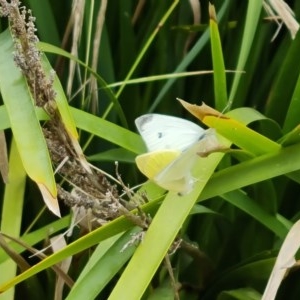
[
  {"xmin": 262, "ymin": 219, "xmax": 300, "ymax": 300},
  {"xmin": 38, "ymin": 183, "xmax": 61, "ymax": 217},
  {"xmin": 177, "ymin": 98, "xmax": 228, "ymax": 122}
]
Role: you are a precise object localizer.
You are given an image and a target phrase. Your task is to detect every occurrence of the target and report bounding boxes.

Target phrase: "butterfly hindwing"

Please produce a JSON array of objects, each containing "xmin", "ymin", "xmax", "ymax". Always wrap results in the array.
[
  {"xmin": 135, "ymin": 150, "xmax": 181, "ymax": 180},
  {"xmin": 155, "ymin": 129, "xmax": 221, "ymax": 194}
]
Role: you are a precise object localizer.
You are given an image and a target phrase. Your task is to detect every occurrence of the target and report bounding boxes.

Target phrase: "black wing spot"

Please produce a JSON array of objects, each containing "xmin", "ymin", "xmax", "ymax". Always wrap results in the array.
[{"xmin": 198, "ymin": 132, "xmax": 206, "ymax": 141}]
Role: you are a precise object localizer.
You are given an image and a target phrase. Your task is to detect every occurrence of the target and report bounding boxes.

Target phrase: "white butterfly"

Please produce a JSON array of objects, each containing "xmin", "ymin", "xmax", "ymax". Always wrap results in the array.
[{"xmin": 135, "ymin": 114, "xmax": 221, "ymax": 194}]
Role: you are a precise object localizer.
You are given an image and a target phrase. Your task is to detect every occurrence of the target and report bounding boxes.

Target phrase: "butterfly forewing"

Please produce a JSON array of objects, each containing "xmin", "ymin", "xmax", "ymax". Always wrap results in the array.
[{"xmin": 135, "ymin": 114, "xmax": 205, "ymax": 152}]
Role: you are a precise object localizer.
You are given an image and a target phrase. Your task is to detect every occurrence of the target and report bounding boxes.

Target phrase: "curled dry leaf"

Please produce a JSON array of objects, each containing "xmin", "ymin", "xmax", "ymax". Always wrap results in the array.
[
  {"xmin": 177, "ymin": 98, "xmax": 228, "ymax": 122},
  {"xmin": 37, "ymin": 183, "xmax": 60, "ymax": 217}
]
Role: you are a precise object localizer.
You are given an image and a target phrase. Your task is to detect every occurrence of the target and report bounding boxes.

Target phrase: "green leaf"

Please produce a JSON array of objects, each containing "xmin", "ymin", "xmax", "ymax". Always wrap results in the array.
[
  {"xmin": 0, "ymin": 216, "xmax": 70, "ymax": 264},
  {"xmin": 150, "ymin": 1, "xmax": 230, "ymax": 112},
  {"xmin": 0, "ymin": 139, "xmax": 26, "ymax": 298},
  {"xmin": 38, "ymin": 42, "xmax": 129, "ymax": 128},
  {"xmin": 71, "ymin": 107, "xmax": 145, "ymax": 154},
  {"xmin": 266, "ymin": 29, "xmax": 300, "ymax": 124},
  {"xmin": 88, "ymin": 148, "xmax": 136, "ymax": 163},
  {"xmin": 209, "ymin": 3, "xmax": 228, "ymax": 110},
  {"xmin": 204, "ymin": 109, "xmax": 281, "ymax": 156},
  {"xmin": 283, "ymin": 70, "xmax": 300, "ymax": 133},
  {"xmin": 0, "ymin": 29, "xmax": 58, "ymax": 216},
  {"xmin": 217, "ymin": 288, "xmax": 261, "ymax": 300},
  {"xmin": 108, "ymin": 152, "xmax": 228, "ymax": 299},
  {"xmin": 65, "ymin": 228, "xmax": 141, "ymax": 300},
  {"xmin": 229, "ymin": 0, "xmax": 263, "ymax": 106},
  {"xmin": 40, "ymin": 52, "xmax": 78, "ymax": 140},
  {"xmin": 221, "ymin": 191, "xmax": 289, "ymax": 239}
]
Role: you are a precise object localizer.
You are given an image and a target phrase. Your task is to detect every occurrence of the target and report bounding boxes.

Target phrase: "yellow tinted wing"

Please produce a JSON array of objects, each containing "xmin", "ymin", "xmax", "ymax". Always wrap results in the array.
[{"xmin": 135, "ymin": 150, "xmax": 180, "ymax": 180}]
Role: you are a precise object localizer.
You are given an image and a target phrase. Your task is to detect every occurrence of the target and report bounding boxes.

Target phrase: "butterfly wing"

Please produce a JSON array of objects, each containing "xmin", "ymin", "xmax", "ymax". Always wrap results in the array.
[
  {"xmin": 154, "ymin": 141, "xmax": 201, "ymax": 194},
  {"xmin": 135, "ymin": 114, "xmax": 205, "ymax": 152},
  {"xmin": 135, "ymin": 150, "xmax": 181, "ymax": 180},
  {"xmin": 155, "ymin": 129, "xmax": 221, "ymax": 194}
]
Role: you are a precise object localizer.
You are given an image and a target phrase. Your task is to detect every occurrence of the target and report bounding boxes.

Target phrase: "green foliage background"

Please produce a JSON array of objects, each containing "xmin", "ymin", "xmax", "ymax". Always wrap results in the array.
[{"xmin": 1, "ymin": 0, "xmax": 300, "ymax": 299}]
